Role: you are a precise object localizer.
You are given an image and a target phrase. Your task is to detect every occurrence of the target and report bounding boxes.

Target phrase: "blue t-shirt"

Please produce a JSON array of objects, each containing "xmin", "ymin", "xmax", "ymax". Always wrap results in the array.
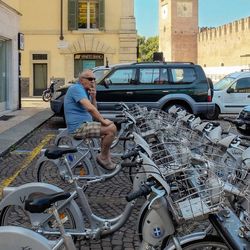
[{"xmin": 64, "ymin": 83, "xmax": 93, "ymax": 133}]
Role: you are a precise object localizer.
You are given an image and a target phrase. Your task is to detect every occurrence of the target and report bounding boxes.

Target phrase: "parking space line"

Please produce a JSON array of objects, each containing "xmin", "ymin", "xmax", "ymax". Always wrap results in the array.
[{"xmin": 0, "ymin": 134, "xmax": 55, "ymax": 197}]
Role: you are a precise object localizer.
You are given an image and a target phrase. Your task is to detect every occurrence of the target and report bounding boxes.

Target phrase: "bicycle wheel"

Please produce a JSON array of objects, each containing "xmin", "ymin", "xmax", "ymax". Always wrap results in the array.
[
  {"xmin": 161, "ymin": 237, "xmax": 228, "ymax": 250},
  {"xmin": 179, "ymin": 237, "xmax": 229, "ymax": 250},
  {"xmin": 56, "ymin": 136, "xmax": 75, "ymax": 146},
  {"xmin": 0, "ymin": 201, "xmax": 76, "ymax": 242},
  {"xmin": 37, "ymin": 158, "xmax": 92, "ymax": 191}
]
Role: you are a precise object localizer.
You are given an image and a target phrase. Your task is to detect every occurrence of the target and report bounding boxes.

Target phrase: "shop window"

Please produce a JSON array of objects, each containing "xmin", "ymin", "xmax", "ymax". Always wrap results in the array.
[{"xmin": 68, "ymin": 0, "xmax": 105, "ymax": 30}]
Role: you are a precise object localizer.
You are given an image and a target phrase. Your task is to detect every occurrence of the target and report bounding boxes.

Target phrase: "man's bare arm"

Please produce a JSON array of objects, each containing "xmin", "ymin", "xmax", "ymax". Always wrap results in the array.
[{"xmin": 79, "ymin": 98, "xmax": 112, "ymax": 126}]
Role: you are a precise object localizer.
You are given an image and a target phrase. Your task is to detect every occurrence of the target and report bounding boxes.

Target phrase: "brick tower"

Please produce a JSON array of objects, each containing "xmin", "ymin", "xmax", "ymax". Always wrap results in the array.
[{"xmin": 159, "ymin": 0, "xmax": 198, "ymax": 63}]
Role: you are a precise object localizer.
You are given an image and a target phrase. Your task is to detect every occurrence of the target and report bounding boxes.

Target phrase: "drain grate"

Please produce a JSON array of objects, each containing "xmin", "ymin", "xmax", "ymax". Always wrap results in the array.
[{"xmin": 0, "ymin": 115, "xmax": 15, "ymax": 121}]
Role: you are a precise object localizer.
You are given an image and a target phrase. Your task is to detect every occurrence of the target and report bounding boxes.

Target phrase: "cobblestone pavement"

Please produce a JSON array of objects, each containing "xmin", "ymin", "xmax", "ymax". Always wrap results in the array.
[{"xmin": 0, "ymin": 115, "xmax": 245, "ymax": 249}]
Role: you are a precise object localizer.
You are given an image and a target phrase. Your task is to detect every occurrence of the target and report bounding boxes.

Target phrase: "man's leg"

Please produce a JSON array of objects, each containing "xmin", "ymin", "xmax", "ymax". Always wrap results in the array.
[{"xmin": 99, "ymin": 123, "xmax": 117, "ymax": 162}]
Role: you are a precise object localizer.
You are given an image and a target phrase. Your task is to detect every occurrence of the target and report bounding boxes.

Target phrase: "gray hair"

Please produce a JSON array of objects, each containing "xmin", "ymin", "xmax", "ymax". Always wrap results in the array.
[{"xmin": 78, "ymin": 69, "xmax": 93, "ymax": 80}]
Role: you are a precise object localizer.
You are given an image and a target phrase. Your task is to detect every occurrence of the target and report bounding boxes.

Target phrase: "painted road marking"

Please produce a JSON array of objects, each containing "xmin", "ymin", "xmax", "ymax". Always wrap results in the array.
[{"xmin": 0, "ymin": 134, "xmax": 54, "ymax": 198}]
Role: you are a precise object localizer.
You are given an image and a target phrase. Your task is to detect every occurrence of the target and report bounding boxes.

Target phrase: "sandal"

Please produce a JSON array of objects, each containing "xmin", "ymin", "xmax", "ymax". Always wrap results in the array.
[{"xmin": 96, "ymin": 155, "xmax": 116, "ymax": 170}]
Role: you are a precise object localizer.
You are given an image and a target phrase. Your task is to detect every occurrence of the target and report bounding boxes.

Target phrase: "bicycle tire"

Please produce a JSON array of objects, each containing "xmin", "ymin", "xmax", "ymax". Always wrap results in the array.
[
  {"xmin": 177, "ymin": 237, "xmax": 229, "ymax": 250},
  {"xmin": 56, "ymin": 136, "xmax": 75, "ymax": 146},
  {"xmin": 0, "ymin": 200, "xmax": 76, "ymax": 243},
  {"xmin": 37, "ymin": 158, "xmax": 92, "ymax": 191}
]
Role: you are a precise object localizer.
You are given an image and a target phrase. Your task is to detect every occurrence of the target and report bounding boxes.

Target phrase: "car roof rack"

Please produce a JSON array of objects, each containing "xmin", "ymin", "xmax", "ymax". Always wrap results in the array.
[
  {"xmin": 131, "ymin": 61, "xmax": 194, "ymax": 65},
  {"xmin": 164, "ymin": 61, "xmax": 194, "ymax": 65}
]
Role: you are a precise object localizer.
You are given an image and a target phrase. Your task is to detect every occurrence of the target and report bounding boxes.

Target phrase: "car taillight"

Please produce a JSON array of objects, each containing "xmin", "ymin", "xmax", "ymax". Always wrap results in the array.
[{"xmin": 207, "ymin": 88, "xmax": 212, "ymax": 102}]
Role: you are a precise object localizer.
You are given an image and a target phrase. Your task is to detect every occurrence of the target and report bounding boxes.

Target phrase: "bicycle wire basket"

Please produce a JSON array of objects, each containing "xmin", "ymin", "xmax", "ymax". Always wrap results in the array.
[
  {"xmin": 205, "ymin": 150, "xmax": 248, "ymax": 191},
  {"xmin": 128, "ymin": 107, "xmax": 181, "ymax": 139},
  {"xmin": 146, "ymin": 108, "xmax": 177, "ymax": 125},
  {"xmin": 150, "ymin": 141, "xmax": 192, "ymax": 175},
  {"xmin": 136, "ymin": 119, "xmax": 165, "ymax": 138},
  {"xmin": 161, "ymin": 124, "xmax": 210, "ymax": 152},
  {"xmin": 166, "ymin": 166, "xmax": 224, "ymax": 222},
  {"xmin": 128, "ymin": 104, "xmax": 148, "ymax": 122}
]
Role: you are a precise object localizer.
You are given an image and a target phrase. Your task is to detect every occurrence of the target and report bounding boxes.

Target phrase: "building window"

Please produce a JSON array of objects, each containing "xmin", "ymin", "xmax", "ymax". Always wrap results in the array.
[
  {"xmin": 32, "ymin": 54, "xmax": 48, "ymax": 60},
  {"xmin": 68, "ymin": 0, "xmax": 105, "ymax": 31},
  {"xmin": 78, "ymin": 0, "xmax": 99, "ymax": 29}
]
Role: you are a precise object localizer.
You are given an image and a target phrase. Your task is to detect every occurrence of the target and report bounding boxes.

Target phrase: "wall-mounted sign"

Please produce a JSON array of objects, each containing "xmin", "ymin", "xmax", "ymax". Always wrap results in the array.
[
  {"xmin": 18, "ymin": 33, "xmax": 24, "ymax": 50},
  {"xmin": 74, "ymin": 53, "xmax": 104, "ymax": 60}
]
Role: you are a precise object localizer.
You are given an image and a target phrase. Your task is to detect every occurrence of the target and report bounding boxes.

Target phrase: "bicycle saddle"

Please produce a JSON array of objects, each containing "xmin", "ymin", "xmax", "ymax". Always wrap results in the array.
[
  {"xmin": 44, "ymin": 145, "xmax": 77, "ymax": 159},
  {"xmin": 25, "ymin": 192, "xmax": 70, "ymax": 213}
]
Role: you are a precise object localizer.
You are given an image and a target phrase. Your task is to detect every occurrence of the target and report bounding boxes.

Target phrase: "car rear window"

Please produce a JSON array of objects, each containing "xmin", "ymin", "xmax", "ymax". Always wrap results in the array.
[{"xmin": 170, "ymin": 68, "xmax": 197, "ymax": 83}]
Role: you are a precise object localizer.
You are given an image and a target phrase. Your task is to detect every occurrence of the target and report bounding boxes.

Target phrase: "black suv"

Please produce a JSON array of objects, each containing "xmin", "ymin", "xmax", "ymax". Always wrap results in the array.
[{"xmin": 50, "ymin": 62, "xmax": 214, "ymax": 119}]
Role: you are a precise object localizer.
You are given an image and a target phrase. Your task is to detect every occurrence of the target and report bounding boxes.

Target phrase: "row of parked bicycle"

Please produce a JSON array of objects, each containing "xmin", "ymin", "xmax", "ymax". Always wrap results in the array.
[{"xmin": 0, "ymin": 103, "xmax": 249, "ymax": 250}]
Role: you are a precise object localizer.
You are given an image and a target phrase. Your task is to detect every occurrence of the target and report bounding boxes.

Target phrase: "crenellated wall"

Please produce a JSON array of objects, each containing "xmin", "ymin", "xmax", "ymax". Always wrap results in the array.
[{"xmin": 198, "ymin": 17, "xmax": 250, "ymax": 68}]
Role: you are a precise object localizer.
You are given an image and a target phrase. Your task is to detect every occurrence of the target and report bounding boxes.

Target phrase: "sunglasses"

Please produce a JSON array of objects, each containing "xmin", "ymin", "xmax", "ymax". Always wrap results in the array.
[{"xmin": 81, "ymin": 77, "xmax": 96, "ymax": 81}]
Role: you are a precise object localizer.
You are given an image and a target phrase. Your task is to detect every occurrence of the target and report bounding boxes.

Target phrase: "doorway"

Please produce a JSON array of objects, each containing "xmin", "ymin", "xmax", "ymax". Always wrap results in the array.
[{"xmin": 33, "ymin": 63, "xmax": 47, "ymax": 96}]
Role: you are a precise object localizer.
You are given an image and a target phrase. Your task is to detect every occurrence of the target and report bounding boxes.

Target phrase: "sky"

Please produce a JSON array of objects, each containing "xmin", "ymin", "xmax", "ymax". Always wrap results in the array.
[{"xmin": 135, "ymin": 0, "xmax": 250, "ymax": 38}]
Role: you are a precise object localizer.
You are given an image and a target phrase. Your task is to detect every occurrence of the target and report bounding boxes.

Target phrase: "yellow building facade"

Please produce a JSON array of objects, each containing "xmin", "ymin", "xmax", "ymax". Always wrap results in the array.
[{"xmin": 5, "ymin": 0, "xmax": 137, "ymax": 96}]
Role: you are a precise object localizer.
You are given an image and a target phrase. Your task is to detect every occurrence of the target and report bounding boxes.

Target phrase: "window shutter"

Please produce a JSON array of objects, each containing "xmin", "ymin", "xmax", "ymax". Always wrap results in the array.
[
  {"xmin": 68, "ymin": 0, "xmax": 78, "ymax": 30},
  {"xmin": 99, "ymin": 0, "xmax": 105, "ymax": 30}
]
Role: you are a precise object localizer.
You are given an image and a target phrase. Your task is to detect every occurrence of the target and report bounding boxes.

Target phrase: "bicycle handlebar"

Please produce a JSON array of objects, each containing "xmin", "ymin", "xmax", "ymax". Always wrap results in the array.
[
  {"xmin": 121, "ymin": 162, "xmax": 138, "ymax": 168},
  {"xmin": 121, "ymin": 149, "xmax": 139, "ymax": 160},
  {"xmin": 119, "ymin": 135, "xmax": 134, "ymax": 141},
  {"xmin": 116, "ymin": 118, "xmax": 129, "ymax": 125},
  {"xmin": 114, "ymin": 102, "xmax": 130, "ymax": 111},
  {"xmin": 209, "ymin": 121, "xmax": 220, "ymax": 127},
  {"xmin": 126, "ymin": 183, "xmax": 152, "ymax": 202}
]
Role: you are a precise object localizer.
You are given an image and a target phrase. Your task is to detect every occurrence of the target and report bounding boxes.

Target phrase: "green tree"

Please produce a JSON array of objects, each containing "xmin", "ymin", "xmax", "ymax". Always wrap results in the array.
[{"xmin": 137, "ymin": 36, "xmax": 159, "ymax": 62}]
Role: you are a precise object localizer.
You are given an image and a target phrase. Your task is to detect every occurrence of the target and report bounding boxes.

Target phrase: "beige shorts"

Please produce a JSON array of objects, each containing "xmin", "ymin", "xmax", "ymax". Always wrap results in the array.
[{"xmin": 73, "ymin": 122, "xmax": 101, "ymax": 139}]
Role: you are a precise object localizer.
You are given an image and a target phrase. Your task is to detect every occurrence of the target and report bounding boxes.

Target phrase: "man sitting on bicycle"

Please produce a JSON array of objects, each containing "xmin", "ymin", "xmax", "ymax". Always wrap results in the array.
[{"xmin": 64, "ymin": 69, "xmax": 117, "ymax": 170}]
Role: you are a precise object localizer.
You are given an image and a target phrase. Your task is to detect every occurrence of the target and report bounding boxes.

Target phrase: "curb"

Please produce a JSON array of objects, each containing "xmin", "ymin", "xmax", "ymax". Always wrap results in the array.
[{"xmin": 0, "ymin": 109, "xmax": 54, "ymax": 157}]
